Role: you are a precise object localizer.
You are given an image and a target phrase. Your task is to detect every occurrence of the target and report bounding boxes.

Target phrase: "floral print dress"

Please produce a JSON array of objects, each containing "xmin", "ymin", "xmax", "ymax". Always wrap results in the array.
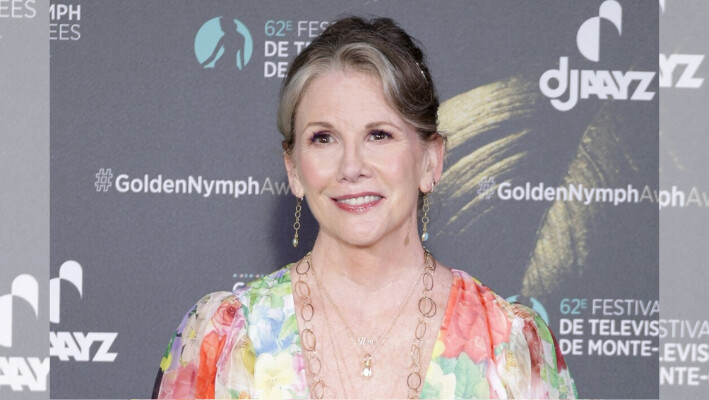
[{"xmin": 153, "ymin": 267, "xmax": 577, "ymax": 399}]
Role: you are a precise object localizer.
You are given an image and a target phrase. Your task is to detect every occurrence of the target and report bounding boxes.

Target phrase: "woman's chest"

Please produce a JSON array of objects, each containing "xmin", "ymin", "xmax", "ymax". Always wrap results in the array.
[{"xmin": 242, "ymin": 268, "xmax": 465, "ymax": 399}]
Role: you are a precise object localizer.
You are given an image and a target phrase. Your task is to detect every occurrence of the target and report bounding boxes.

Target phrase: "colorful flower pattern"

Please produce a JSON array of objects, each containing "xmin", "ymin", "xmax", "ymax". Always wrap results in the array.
[{"xmin": 154, "ymin": 268, "xmax": 577, "ymax": 399}]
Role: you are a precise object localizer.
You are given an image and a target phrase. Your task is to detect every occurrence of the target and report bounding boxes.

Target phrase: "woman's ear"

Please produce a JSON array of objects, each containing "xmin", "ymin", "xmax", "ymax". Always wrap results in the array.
[
  {"xmin": 284, "ymin": 152, "xmax": 304, "ymax": 198},
  {"xmin": 419, "ymin": 133, "xmax": 445, "ymax": 192}
]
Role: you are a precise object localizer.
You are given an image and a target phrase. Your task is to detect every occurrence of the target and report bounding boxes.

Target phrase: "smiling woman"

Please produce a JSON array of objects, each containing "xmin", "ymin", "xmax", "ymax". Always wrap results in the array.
[
  {"xmin": 153, "ymin": 16, "xmax": 577, "ymax": 399},
  {"xmin": 285, "ymin": 70, "xmax": 436, "ymax": 250}
]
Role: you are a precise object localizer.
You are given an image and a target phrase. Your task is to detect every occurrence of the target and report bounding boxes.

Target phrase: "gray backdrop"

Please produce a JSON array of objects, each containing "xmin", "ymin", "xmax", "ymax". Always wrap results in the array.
[
  {"xmin": 659, "ymin": 1, "xmax": 709, "ymax": 399},
  {"xmin": 0, "ymin": 0, "xmax": 50, "ymax": 399},
  {"xmin": 6, "ymin": 0, "xmax": 705, "ymax": 399}
]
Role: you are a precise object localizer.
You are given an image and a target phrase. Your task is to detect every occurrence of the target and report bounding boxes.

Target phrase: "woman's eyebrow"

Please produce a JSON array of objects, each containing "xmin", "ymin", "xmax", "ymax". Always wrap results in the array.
[
  {"xmin": 302, "ymin": 121, "xmax": 334, "ymax": 130},
  {"xmin": 301, "ymin": 121, "xmax": 401, "ymax": 131},
  {"xmin": 365, "ymin": 121, "xmax": 401, "ymax": 130}
]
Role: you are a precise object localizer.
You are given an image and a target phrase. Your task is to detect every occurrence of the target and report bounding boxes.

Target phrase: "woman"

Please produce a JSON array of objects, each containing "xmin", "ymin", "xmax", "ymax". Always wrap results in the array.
[{"xmin": 153, "ymin": 17, "xmax": 576, "ymax": 399}]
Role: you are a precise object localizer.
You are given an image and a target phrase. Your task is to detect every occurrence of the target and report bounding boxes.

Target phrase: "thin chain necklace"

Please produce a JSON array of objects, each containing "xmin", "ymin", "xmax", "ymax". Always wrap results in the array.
[
  {"xmin": 312, "ymin": 256, "xmax": 422, "ymax": 380},
  {"xmin": 293, "ymin": 249, "xmax": 437, "ymax": 399},
  {"xmin": 314, "ymin": 278, "xmax": 353, "ymax": 398}
]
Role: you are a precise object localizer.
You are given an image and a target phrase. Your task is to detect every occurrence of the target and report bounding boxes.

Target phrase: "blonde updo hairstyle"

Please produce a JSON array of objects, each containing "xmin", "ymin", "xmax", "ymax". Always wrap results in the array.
[{"xmin": 277, "ymin": 16, "xmax": 440, "ymax": 154}]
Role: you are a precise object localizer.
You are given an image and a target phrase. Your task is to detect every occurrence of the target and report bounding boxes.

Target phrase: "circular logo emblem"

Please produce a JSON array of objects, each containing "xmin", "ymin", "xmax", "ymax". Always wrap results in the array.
[{"xmin": 194, "ymin": 17, "xmax": 253, "ymax": 70}]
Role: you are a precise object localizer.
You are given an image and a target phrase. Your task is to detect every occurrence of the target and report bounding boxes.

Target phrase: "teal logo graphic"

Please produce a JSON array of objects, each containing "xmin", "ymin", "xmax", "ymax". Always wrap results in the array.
[
  {"xmin": 195, "ymin": 17, "xmax": 253, "ymax": 70},
  {"xmin": 506, "ymin": 295, "xmax": 549, "ymax": 324}
]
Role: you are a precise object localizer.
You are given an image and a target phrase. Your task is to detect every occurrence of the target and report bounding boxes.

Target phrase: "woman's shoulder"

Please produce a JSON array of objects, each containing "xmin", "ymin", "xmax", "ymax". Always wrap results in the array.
[
  {"xmin": 172, "ymin": 264, "xmax": 294, "ymax": 335},
  {"xmin": 154, "ymin": 265, "xmax": 294, "ymax": 399},
  {"xmin": 154, "ymin": 289, "xmax": 247, "ymax": 399},
  {"xmin": 240, "ymin": 265, "xmax": 292, "ymax": 293},
  {"xmin": 443, "ymin": 269, "xmax": 525, "ymax": 349},
  {"xmin": 441, "ymin": 269, "xmax": 577, "ymax": 399},
  {"xmin": 446, "ymin": 268, "xmax": 563, "ymax": 352},
  {"xmin": 446, "ymin": 268, "xmax": 521, "ymax": 317},
  {"xmin": 447, "ymin": 268, "xmax": 538, "ymax": 318},
  {"xmin": 172, "ymin": 265, "xmax": 290, "ymax": 322},
  {"xmin": 237, "ymin": 264, "xmax": 293, "ymax": 309}
]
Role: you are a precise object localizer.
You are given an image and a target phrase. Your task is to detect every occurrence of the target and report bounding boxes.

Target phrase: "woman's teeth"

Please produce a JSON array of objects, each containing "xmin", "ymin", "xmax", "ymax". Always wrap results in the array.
[{"xmin": 337, "ymin": 195, "xmax": 381, "ymax": 205}]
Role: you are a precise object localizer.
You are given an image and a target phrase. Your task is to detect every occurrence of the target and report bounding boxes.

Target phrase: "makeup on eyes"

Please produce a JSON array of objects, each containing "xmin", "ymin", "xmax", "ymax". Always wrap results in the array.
[
  {"xmin": 369, "ymin": 129, "xmax": 393, "ymax": 140},
  {"xmin": 310, "ymin": 131, "xmax": 331, "ymax": 143},
  {"xmin": 308, "ymin": 129, "xmax": 394, "ymax": 144}
]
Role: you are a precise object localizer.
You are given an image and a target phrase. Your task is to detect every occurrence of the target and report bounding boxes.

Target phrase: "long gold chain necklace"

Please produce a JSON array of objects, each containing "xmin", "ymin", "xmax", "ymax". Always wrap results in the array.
[
  {"xmin": 293, "ymin": 257, "xmax": 325, "ymax": 399},
  {"xmin": 312, "ymin": 256, "xmax": 422, "ymax": 380},
  {"xmin": 407, "ymin": 249, "xmax": 437, "ymax": 398},
  {"xmin": 293, "ymin": 249, "xmax": 437, "ymax": 399}
]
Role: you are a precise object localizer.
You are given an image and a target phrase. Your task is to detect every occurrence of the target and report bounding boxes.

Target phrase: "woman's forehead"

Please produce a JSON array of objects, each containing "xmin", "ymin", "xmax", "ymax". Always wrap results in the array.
[{"xmin": 295, "ymin": 70, "xmax": 404, "ymax": 129}]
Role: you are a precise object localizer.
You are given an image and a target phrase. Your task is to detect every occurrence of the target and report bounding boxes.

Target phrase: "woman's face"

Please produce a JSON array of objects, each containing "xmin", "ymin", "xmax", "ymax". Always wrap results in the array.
[{"xmin": 285, "ymin": 70, "xmax": 442, "ymax": 248}]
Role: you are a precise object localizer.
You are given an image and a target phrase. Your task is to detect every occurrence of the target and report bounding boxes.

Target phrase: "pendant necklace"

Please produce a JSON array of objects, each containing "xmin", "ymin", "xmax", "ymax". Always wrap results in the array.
[
  {"xmin": 312, "ymin": 253, "xmax": 424, "ymax": 380},
  {"xmin": 294, "ymin": 249, "xmax": 438, "ymax": 399}
]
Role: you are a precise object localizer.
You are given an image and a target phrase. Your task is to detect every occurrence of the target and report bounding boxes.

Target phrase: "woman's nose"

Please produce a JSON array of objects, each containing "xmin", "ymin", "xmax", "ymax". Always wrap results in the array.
[{"xmin": 337, "ymin": 142, "xmax": 369, "ymax": 183}]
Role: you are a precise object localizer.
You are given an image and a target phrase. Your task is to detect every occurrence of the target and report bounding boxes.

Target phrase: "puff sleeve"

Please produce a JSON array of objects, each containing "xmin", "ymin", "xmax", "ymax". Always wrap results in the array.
[
  {"xmin": 495, "ymin": 304, "xmax": 577, "ymax": 399},
  {"xmin": 426, "ymin": 271, "xmax": 577, "ymax": 399},
  {"xmin": 152, "ymin": 291, "xmax": 255, "ymax": 399}
]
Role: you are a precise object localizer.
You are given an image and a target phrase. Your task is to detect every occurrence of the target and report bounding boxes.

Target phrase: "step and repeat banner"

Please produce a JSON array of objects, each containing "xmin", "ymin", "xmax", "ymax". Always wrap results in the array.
[
  {"xmin": 658, "ymin": 1, "xmax": 709, "ymax": 399},
  {"xmin": 0, "ymin": 0, "xmax": 50, "ymax": 399},
  {"xmin": 0, "ymin": 0, "xmax": 704, "ymax": 399}
]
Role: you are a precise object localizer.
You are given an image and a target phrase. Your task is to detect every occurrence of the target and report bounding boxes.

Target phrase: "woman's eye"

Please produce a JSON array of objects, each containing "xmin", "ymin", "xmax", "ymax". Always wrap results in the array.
[
  {"xmin": 369, "ymin": 130, "xmax": 392, "ymax": 141},
  {"xmin": 310, "ymin": 132, "xmax": 332, "ymax": 144}
]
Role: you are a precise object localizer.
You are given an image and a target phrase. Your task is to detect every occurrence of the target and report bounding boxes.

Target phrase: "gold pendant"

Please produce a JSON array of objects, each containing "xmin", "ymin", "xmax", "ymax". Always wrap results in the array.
[{"xmin": 362, "ymin": 353, "xmax": 372, "ymax": 378}]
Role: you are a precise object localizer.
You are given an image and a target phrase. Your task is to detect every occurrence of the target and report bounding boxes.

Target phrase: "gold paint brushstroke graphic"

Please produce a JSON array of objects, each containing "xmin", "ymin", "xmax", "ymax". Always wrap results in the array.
[
  {"xmin": 437, "ymin": 76, "xmax": 638, "ymax": 297},
  {"xmin": 521, "ymin": 106, "xmax": 632, "ymax": 297},
  {"xmin": 437, "ymin": 77, "xmax": 537, "ymax": 233}
]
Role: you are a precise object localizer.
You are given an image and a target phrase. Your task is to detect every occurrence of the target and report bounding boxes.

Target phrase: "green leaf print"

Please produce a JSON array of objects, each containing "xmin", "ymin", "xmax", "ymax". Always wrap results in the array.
[
  {"xmin": 279, "ymin": 314, "xmax": 297, "ymax": 340},
  {"xmin": 438, "ymin": 356, "xmax": 457, "ymax": 376},
  {"xmin": 535, "ymin": 314, "xmax": 553, "ymax": 344},
  {"xmin": 454, "ymin": 353, "xmax": 489, "ymax": 399}
]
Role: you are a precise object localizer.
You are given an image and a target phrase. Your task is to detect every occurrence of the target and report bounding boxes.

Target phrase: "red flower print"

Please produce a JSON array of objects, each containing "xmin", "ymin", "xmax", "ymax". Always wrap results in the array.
[
  {"xmin": 212, "ymin": 297, "xmax": 241, "ymax": 336},
  {"xmin": 170, "ymin": 362, "xmax": 197, "ymax": 399},
  {"xmin": 443, "ymin": 277, "xmax": 491, "ymax": 363},
  {"xmin": 478, "ymin": 285, "xmax": 512, "ymax": 348},
  {"xmin": 196, "ymin": 330, "xmax": 227, "ymax": 399},
  {"xmin": 522, "ymin": 319, "xmax": 543, "ymax": 378},
  {"xmin": 551, "ymin": 330, "xmax": 568, "ymax": 372}
]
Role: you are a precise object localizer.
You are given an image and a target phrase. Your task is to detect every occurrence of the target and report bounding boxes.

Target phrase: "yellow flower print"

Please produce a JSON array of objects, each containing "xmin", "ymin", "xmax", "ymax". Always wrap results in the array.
[
  {"xmin": 159, "ymin": 352, "xmax": 172, "ymax": 372},
  {"xmin": 432, "ymin": 331, "xmax": 445, "ymax": 359},
  {"xmin": 186, "ymin": 327, "xmax": 197, "ymax": 341},
  {"xmin": 254, "ymin": 352, "xmax": 295, "ymax": 399},
  {"xmin": 160, "ymin": 334, "xmax": 175, "ymax": 372},
  {"xmin": 422, "ymin": 362, "xmax": 456, "ymax": 399},
  {"xmin": 240, "ymin": 337, "xmax": 256, "ymax": 376}
]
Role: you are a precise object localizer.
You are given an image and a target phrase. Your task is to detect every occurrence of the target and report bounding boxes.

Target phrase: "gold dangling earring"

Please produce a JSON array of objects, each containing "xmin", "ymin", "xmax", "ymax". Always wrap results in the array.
[
  {"xmin": 421, "ymin": 179, "xmax": 435, "ymax": 242},
  {"xmin": 292, "ymin": 197, "xmax": 302, "ymax": 247}
]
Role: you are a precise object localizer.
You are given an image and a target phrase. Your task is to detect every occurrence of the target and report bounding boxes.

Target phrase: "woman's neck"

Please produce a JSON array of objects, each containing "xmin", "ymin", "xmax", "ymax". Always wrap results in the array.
[{"xmin": 309, "ymin": 230, "xmax": 426, "ymax": 293}]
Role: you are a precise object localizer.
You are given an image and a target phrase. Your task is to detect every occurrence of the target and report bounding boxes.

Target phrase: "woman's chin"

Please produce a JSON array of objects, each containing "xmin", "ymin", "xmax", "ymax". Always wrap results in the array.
[
  {"xmin": 336, "ymin": 234, "xmax": 380, "ymax": 248},
  {"xmin": 330, "ymin": 226, "xmax": 405, "ymax": 249}
]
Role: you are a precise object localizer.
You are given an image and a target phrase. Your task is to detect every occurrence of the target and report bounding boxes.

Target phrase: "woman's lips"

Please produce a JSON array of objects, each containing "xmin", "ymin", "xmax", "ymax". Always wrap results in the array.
[{"xmin": 333, "ymin": 193, "xmax": 383, "ymax": 212}]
